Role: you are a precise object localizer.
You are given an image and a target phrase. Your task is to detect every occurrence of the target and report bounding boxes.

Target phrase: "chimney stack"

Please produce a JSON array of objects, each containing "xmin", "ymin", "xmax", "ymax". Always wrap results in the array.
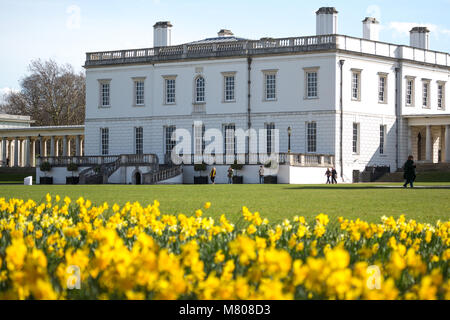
[
  {"xmin": 316, "ymin": 7, "xmax": 338, "ymax": 35},
  {"xmin": 362, "ymin": 17, "xmax": 380, "ymax": 41},
  {"xmin": 410, "ymin": 27, "xmax": 430, "ymax": 50},
  {"xmin": 153, "ymin": 21, "xmax": 173, "ymax": 47}
]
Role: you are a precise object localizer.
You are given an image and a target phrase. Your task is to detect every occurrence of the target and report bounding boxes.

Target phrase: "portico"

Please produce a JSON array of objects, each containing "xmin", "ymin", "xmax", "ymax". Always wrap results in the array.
[
  {"xmin": 405, "ymin": 115, "xmax": 450, "ymax": 163},
  {"xmin": 0, "ymin": 126, "xmax": 85, "ymax": 167}
]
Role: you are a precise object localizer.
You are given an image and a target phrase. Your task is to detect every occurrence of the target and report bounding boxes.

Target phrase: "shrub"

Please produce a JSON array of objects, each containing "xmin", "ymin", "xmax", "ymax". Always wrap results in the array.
[
  {"xmin": 231, "ymin": 160, "xmax": 244, "ymax": 171},
  {"xmin": 67, "ymin": 163, "xmax": 78, "ymax": 177},
  {"xmin": 39, "ymin": 161, "xmax": 51, "ymax": 174},
  {"xmin": 194, "ymin": 162, "xmax": 207, "ymax": 172}
]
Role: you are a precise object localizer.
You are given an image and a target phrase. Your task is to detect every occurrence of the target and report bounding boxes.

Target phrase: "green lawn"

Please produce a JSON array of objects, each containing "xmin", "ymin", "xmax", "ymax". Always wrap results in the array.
[{"xmin": 0, "ymin": 184, "xmax": 449, "ymax": 224}]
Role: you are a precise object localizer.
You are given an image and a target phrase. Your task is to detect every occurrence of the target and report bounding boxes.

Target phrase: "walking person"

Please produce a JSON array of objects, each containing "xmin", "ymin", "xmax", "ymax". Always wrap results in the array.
[
  {"xmin": 227, "ymin": 166, "xmax": 233, "ymax": 184},
  {"xmin": 325, "ymin": 168, "xmax": 331, "ymax": 184},
  {"xmin": 331, "ymin": 168, "xmax": 338, "ymax": 184},
  {"xmin": 210, "ymin": 166, "xmax": 217, "ymax": 184},
  {"xmin": 259, "ymin": 165, "xmax": 264, "ymax": 184},
  {"xmin": 403, "ymin": 155, "xmax": 416, "ymax": 188}
]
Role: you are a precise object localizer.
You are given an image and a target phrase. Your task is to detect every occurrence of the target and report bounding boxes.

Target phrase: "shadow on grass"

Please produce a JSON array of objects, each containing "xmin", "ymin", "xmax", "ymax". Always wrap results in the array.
[{"xmin": 283, "ymin": 185, "xmax": 450, "ymax": 190}]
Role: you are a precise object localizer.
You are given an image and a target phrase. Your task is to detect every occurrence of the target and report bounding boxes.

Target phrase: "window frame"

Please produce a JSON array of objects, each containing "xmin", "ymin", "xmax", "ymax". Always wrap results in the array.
[
  {"xmin": 224, "ymin": 124, "xmax": 237, "ymax": 155},
  {"xmin": 304, "ymin": 67, "xmax": 320, "ymax": 100},
  {"xmin": 437, "ymin": 81, "xmax": 446, "ymax": 110},
  {"xmin": 265, "ymin": 123, "xmax": 276, "ymax": 154},
  {"xmin": 351, "ymin": 69, "xmax": 362, "ymax": 101},
  {"xmin": 132, "ymin": 77, "xmax": 146, "ymax": 107},
  {"xmin": 379, "ymin": 124, "xmax": 387, "ymax": 155},
  {"xmin": 378, "ymin": 73, "xmax": 388, "ymax": 104},
  {"xmin": 405, "ymin": 76, "xmax": 415, "ymax": 107},
  {"xmin": 193, "ymin": 122, "xmax": 206, "ymax": 155},
  {"xmin": 163, "ymin": 75, "xmax": 177, "ymax": 105},
  {"xmin": 262, "ymin": 70, "xmax": 278, "ymax": 101},
  {"xmin": 222, "ymin": 72, "xmax": 236, "ymax": 103},
  {"xmin": 352, "ymin": 122, "xmax": 360, "ymax": 155},
  {"xmin": 134, "ymin": 127, "xmax": 143, "ymax": 155},
  {"xmin": 98, "ymin": 79, "xmax": 111, "ymax": 108},
  {"xmin": 422, "ymin": 79, "xmax": 431, "ymax": 109},
  {"xmin": 100, "ymin": 127, "xmax": 109, "ymax": 156},
  {"xmin": 306, "ymin": 122, "xmax": 317, "ymax": 153},
  {"xmin": 194, "ymin": 75, "xmax": 206, "ymax": 104},
  {"xmin": 164, "ymin": 125, "xmax": 177, "ymax": 155}
]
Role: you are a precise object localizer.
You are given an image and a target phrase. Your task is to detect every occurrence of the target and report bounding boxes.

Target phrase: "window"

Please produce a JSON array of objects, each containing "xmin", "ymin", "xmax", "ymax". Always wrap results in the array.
[
  {"xmin": 378, "ymin": 74, "xmax": 387, "ymax": 103},
  {"xmin": 195, "ymin": 76, "xmax": 205, "ymax": 103},
  {"xmin": 135, "ymin": 127, "xmax": 143, "ymax": 155},
  {"xmin": 380, "ymin": 125, "xmax": 386, "ymax": 155},
  {"xmin": 266, "ymin": 123, "xmax": 275, "ymax": 154},
  {"xmin": 307, "ymin": 122, "xmax": 317, "ymax": 153},
  {"xmin": 422, "ymin": 80, "xmax": 430, "ymax": 108},
  {"xmin": 224, "ymin": 74, "xmax": 235, "ymax": 102},
  {"xmin": 352, "ymin": 123, "xmax": 359, "ymax": 154},
  {"xmin": 99, "ymin": 80, "xmax": 111, "ymax": 107},
  {"xmin": 101, "ymin": 128, "xmax": 109, "ymax": 155},
  {"xmin": 304, "ymin": 67, "xmax": 319, "ymax": 99},
  {"xmin": 263, "ymin": 70, "xmax": 277, "ymax": 101},
  {"xmin": 164, "ymin": 126, "xmax": 176, "ymax": 155},
  {"xmin": 351, "ymin": 70, "xmax": 361, "ymax": 101},
  {"xmin": 406, "ymin": 77, "xmax": 415, "ymax": 106},
  {"xmin": 438, "ymin": 82, "xmax": 445, "ymax": 110},
  {"xmin": 194, "ymin": 122, "xmax": 205, "ymax": 155},
  {"xmin": 134, "ymin": 79, "xmax": 145, "ymax": 105},
  {"xmin": 164, "ymin": 76, "xmax": 176, "ymax": 104},
  {"xmin": 224, "ymin": 124, "xmax": 236, "ymax": 155}
]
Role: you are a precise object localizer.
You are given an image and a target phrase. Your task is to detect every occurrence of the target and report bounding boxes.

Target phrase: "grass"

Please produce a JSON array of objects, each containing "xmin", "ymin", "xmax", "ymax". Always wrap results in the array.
[{"xmin": 0, "ymin": 184, "xmax": 449, "ymax": 224}]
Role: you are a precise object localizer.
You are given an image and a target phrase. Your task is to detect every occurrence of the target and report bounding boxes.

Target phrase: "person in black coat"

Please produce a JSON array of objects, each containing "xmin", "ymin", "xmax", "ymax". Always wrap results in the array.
[
  {"xmin": 331, "ymin": 168, "xmax": 338, "ymax": 184},
  {"xmin": 403, "ymin": 155, "xmax": 416, "ymax": 188}
]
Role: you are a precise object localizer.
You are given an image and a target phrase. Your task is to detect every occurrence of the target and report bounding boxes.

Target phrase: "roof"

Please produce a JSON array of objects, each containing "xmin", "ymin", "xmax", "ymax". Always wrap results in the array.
[
  {"xmin": 362, "ymin": 17, "xmax": 379, "ymax": 24},
  {"xmin": 410, "ymin": 27, "xmax": 430, "ymax": 33},
  {"xmin": 188, "ymin": 35, "xmax": 249, "ymax": 45}
]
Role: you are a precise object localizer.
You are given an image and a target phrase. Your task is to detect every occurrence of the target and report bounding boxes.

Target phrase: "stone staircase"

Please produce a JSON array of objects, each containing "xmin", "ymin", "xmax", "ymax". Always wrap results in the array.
[
  {"xmin": 375, "ymin": 162, "xmax": 450, "ymax": 183},
  {"xmin": 143, "ymin": 165, "xmax": 183, "ymax": 184}
]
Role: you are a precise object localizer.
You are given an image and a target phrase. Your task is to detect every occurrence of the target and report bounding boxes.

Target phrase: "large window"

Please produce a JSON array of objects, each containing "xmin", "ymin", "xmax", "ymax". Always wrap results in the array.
[
  {"xmin": 351, "ymin": 70, "xmax": 361, "ymax": 101},
  {"xmin": 405, "ymin": 78, "xmax": 415, "ymax": 106},
  {"xmin": 422, "ymin": 81, "xmax": 430, "ymax": 108},
  {"xmin": 266, "ymin": 123, "xmax": 275, "ymax": 154},
  {"xmin": 134, "ymin": 80, "xmax": 145, "ymax": 105},
  {"xmin": 224, "ymin": 75, "xmax": 235, "ymax": 102},
  {"xmin": 224, "ymin": 124, "xmax": 236, "ymax": 155},
  {"xmin": 307, "ymin": 122, "xmax": 317, "ymax": 153},
  {"xmin": 164, "ymin": 77, "xmax": 176, "ymax": 104},
  {"xmin": 438, "ymin": 82, "xmax": 445, "ymax": 110},
  {"xmin": 352, "ymin": 123, "xmax": 359, "ymax": 154},
  {"xmin": 135, "ymin": 127, "xmax": 143, "ymax": 154},
  {"xmin": 195, "ymin": 76, "xmax": 205, "ymax": 103},
  {"xmin": 304, "ymin": 67, "xmax": 319, "ymax": 99},
  {"xmin": 380, "ymin": 125, "xmax": 386, "ymax": 155},
  {"xmin": 378, "ymin": 74, "xmax": 387, "ymax": 103},
  {"xmin": 101, "ymin": 128, "xmax": 109, "ymax": 155},
  {"xmin": 263, "ymin": 71, "xmax": 277, "ymax": 101},
  {"xmin": 194, "ymin": 123, "xmax": 205, "ymax": 155},
  {"xmin": 99, "ymin": 80, "xmax": 111, "ymax": 107},
  {"xmin": 164, "ymin": 126, "xmax": 176, "ymax": 155}
]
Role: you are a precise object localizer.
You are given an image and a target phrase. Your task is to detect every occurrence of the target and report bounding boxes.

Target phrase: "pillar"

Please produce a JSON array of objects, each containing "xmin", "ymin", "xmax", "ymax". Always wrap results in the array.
[
  {"xmin": 63, "ymin": 136, "xmax": 68, "ymax": 156},
  {"xmin": 425, "ymin": 125, "xmax": 432, "ymax": 162},
  {"xmin": 14, "ymin": 138, "xmax": 19, "ymax": 167},
  {"xmin": 50, "ymin": 136, "xmax": 55, "ymax": 157},
  {"xmin": 31, "ymin": 139, "xmax": 36, "ymax": 167},
  {"xmin": 1, "ymin": 137, "xmax": 6, "ymax": 167},
  {"xmin": 407, "ymin": 126, "xmax": 412, "ymax": 156},
  {"xmin": 445, "ymin": 125, "xmax": 450, "ymax": 163},
  {"xmin": 25, "ymin": 137, "xmax": 31, "ymax": 167},
  {"xmin": 76, "ymin": 135, "xmax": 81, "ymax": 156}
]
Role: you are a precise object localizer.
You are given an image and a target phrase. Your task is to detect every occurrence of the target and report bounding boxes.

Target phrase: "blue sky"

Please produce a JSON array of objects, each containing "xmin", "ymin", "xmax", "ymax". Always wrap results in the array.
[{"xmin": 1, "ymin": 0, "xmax": 449, "ymax": 97}]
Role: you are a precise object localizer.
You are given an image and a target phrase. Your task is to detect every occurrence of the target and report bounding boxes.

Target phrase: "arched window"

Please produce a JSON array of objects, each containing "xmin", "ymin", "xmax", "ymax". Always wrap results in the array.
[{"xmin": 195, "ymin": 76, "xmax": 205, "ymax": 103}]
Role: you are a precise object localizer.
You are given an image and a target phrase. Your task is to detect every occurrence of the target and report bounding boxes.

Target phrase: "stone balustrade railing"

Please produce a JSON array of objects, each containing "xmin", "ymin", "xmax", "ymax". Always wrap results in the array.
[
  {"xmin": 37, "ymin": 154, "xmax": 159, "ymax": 168},
  {"xmin": 85, "ymin": 34, "xmax": 450, "ymax": 68}
]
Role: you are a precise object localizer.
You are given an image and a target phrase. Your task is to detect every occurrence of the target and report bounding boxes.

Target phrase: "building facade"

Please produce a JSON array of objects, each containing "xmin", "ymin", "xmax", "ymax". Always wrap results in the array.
[{"xmin": 40, "ymin": 7, "xmax": 450, "ymax": 184}]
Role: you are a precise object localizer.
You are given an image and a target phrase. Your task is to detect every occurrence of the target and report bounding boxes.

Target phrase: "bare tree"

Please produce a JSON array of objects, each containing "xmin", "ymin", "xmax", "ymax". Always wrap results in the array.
[{"xmin": 1, "ymin": 59, "xmax": 85, "ymax": 126}]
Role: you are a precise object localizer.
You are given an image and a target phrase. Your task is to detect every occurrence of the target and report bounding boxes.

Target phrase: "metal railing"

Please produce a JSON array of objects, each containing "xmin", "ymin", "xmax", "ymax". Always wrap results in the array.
[{"xmin": 37, "ymin": 154, "xmax": 159, "ymax": 168}]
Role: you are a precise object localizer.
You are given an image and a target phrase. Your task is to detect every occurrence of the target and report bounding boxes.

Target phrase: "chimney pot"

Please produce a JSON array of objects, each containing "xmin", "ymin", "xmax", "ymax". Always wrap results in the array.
[
  {"xmin": 410, "ymin": 26, "xmax": 430, "ymax": 50},
  {"xmin": 362, "ymin": 17, "xmax": 380, "ymax": 41},
  {"xmin": 153, "ymin": 21, "xmax": 173, "ymax": 47},
  {"xmin": 316, "ymin": 7, "xmax": 338, "ymax": 35}
]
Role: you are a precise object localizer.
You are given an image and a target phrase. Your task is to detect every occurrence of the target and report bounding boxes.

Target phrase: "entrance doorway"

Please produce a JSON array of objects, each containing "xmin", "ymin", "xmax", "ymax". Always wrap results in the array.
[
  {"xmin": 417, "ymin": 133, "xmax": 422, "ymax": 161},
  {"xmin": 135, "ymin": 172, "xmax": 141, "ymax": 185}
]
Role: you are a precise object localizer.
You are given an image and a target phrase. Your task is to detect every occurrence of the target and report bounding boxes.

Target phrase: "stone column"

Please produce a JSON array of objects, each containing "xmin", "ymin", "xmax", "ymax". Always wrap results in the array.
[
  {"xmin": 50, "ymin": 136, "xmax": 55, "ymax": 157},
  {"xmin": 25, "ymin": 137, "xmax": 31, "ymax": 167},
  {"xmin": 31, "ymin": 139, "xmax": 36, "ymax": 167},
  {"xmin": 14, "ymin": 138, "xmax": 19, "ymax": 167},
  {"xmin": 1, "ymin": 137, "xmax": 6, "ymax": 167},
  {"xmin": 445, "ymin": 125, "xmax": 450, "ymax": 163},
  {"xmin": 63, "ymin": 136, "xmax": 68, "ymax": 156},
  {"xmin": 407, "ymin": 126, "xmax": 412, "ymax": 157},
  {"xmin": 76, "ymin": 135, "xmax": 81, "ymax": 156},
  {"xmin": 425, "ymin": 125, "xmax": 432, "ymax": 162}
]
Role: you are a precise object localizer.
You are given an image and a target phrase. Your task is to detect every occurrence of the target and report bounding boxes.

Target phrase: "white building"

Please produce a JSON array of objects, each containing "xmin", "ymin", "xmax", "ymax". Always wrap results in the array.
[{"xmin": 36, "ymin": 7, "xmax": 450, "ymax": 184}]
